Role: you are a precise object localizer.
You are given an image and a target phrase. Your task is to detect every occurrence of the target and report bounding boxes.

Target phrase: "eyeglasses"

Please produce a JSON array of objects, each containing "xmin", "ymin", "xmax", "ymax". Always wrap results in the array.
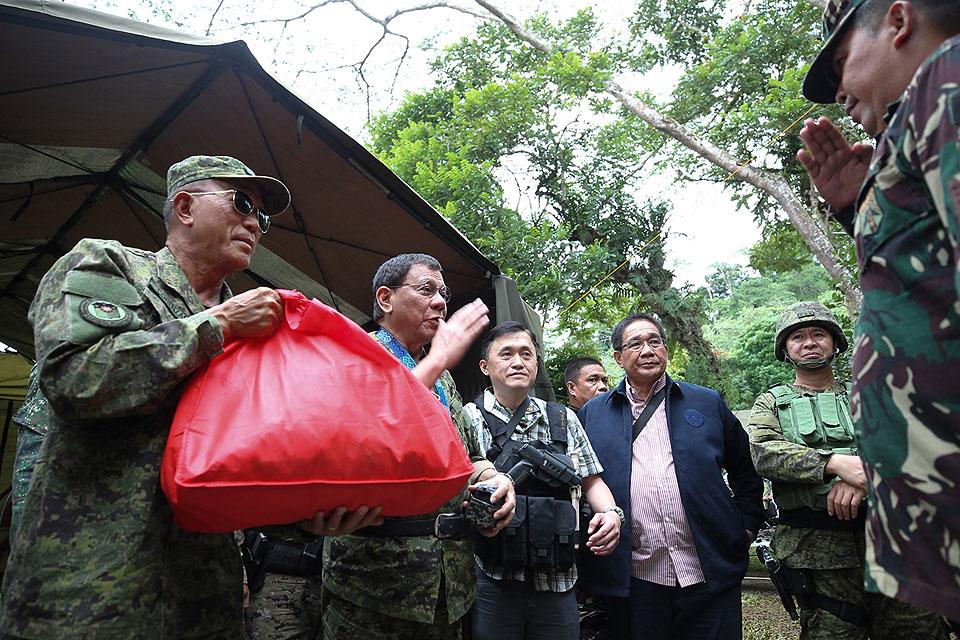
[
  {"xmin": 181, "ymin": 189, "xmax": 271, "ymax": 234},
  {"xmin": 390, "ymin": 281, "xmax": 452, "ymax": 303},
  {"xmin": 619, "ymin": 336, "xmax": 665, "ymax": 352}
]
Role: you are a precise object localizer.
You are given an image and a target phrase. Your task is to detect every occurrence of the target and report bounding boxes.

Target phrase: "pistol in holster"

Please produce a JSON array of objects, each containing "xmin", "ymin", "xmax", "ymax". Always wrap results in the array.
[{"xmin": 756, "ymin": 544, "xmax": 867, "ymax": 627}]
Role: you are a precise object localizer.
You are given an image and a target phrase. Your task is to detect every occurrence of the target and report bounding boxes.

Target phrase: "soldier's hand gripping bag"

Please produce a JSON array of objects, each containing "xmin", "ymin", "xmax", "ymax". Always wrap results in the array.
[{"xmin": 161, "ymin": 290, "xmax": 474, "ymax": 532}]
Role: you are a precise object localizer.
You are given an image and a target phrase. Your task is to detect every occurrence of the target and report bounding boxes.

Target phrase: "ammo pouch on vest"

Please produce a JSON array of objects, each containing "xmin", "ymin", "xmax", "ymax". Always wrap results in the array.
[
  {"xmin": 475, "ymin": 496, "xmax": 578, "ymax": 572},
  {"xmin": 771, "ymin": 385, "xmax": 858, "ymax": 513}
]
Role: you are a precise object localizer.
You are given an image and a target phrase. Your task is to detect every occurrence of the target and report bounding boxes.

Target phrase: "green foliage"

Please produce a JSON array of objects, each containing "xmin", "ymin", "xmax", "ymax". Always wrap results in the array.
[
  {"xmin": 690, "ymin": 261, "xmax": 851, "ymax": 409},
  {"xmin": 748, "ymin": 221, "xmax": 813, "ymax": 274},
  {"xmin": 370, "ymin": 9, "xmax": 716, "ymax": 369},
  {"xmin": 368, "ymin": 0, "xmax": 864, "ymax": 391}
]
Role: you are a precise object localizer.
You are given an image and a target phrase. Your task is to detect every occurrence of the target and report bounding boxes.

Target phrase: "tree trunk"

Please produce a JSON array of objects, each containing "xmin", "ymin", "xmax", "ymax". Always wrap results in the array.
[{"xmin": 474, "ymin": 0, "xmax": 862, "ymax": 315}]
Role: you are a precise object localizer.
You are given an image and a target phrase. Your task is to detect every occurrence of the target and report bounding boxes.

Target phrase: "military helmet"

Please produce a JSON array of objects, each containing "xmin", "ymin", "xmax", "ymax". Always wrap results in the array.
[{"xmin": 774, "ymin": 301, "xmax": 848, "ymax": 361}]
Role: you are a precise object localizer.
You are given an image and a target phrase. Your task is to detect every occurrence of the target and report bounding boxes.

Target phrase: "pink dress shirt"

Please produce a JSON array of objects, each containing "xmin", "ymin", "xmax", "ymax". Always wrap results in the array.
[{"xmin": 627, "ymin": 374, "xmax": 705, "ymax": 587}]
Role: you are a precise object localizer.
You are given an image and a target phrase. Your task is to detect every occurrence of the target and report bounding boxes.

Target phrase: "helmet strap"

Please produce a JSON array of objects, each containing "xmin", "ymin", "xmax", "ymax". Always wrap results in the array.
[{"xmin": 787, "ymin": 351, "xmax": 836, "ymax": 371}]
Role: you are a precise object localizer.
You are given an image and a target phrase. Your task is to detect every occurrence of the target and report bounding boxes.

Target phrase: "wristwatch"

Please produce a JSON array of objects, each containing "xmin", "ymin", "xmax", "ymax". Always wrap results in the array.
[{"xmin": 603, "ymin": 505, "xmax": 626, "ymax": 528}]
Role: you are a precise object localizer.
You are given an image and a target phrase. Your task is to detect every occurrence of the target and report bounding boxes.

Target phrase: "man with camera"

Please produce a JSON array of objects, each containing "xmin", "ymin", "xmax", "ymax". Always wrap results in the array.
[{"xmin": 463, "ymin": 321, "xmax": 621, "ymax": 640}]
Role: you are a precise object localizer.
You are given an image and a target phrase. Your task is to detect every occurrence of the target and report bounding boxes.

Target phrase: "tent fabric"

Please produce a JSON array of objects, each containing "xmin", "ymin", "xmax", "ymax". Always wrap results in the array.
[
  {"xmin": 0, "ymin": 0, "xmax": 499, "ymax": 360},
  {"xmin": 0, "ymin": 0, "xmax": 553, "ymax": 402}
]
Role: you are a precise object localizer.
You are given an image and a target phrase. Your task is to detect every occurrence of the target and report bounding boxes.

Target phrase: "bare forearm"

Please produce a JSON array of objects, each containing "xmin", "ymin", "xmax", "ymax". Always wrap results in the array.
[{"xmin": 583, "ymin": 475, "xmax": 616, "ymax": 512}]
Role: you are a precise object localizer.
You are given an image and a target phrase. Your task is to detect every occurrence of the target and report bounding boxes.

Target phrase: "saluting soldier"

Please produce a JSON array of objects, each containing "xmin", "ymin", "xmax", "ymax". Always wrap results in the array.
[{"xmin": 797, "ymin": 0, "xmax": 960, "ymax": 623}]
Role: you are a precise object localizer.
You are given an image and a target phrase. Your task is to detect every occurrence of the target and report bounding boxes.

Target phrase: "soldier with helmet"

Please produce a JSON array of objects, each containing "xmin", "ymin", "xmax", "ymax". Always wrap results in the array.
[{"xmin": 745, "ymin": 301, "xmax": 947, "ymax": 638}]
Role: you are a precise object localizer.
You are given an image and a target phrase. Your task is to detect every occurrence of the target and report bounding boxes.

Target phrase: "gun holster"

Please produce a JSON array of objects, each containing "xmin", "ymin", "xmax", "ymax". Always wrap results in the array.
[
  {"xmin": 788, "ymin": 568, "xmax": 868, "ymax": 628},
  {"xmin": 242, "ymin": 530, "xmax": 324, "ymax": 594},
  {"xmin": 241, "ymin": 530, "xmax": 268, "ymax": 594},
  {"xmin": 773, "ymin": 561, "xmax": 869, "ymax": 627}
]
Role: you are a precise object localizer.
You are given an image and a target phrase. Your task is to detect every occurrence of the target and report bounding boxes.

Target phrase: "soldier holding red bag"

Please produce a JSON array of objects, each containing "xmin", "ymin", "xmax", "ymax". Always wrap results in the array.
[{"xmin": 0, "ymin": 156, "xmax": 382, "ymax": 640}]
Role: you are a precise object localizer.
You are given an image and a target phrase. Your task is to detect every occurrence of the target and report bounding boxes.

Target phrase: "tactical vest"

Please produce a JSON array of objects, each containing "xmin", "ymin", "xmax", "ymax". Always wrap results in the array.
[
  {"xmin": 769, "ymin": 384, "xmax": 858, "ymax": 513},
  {"xmin": 473, "ymin": 397, "xmax": 579, "ymax": 572}
]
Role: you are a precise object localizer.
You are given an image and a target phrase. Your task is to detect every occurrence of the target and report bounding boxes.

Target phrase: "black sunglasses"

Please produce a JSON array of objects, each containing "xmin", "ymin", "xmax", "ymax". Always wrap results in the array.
[{"xmin": 182, "ymin": 189, "xmax": 271, "ymax": 233}]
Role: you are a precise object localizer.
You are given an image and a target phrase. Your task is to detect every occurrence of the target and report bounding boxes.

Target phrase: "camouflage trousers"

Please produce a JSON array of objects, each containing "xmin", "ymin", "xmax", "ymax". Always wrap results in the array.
[
  {"xmin": 322, "ymin": 590, "xmax": 463, "ymax": 640},
  {"xmin": 798, "ymin": 566, "xmax": 949, "ymax": 640},
  {"xmin": 246, "ymin": 572, "xmax": 322, "ymax": 640}
]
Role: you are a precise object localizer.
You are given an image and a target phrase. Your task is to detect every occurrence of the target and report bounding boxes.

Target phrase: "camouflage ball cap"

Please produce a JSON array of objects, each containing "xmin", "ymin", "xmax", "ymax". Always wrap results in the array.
[
  {"xmin": 775, "ymin": 301, "xmax": 848, "ymax": 361},
  {"xmin": 802, "ymin": 0, "xmax": 870, "ymax": 103},
  {"xmin": 166, "ymin": 155, "xmax": 291, "ymax": 215}
]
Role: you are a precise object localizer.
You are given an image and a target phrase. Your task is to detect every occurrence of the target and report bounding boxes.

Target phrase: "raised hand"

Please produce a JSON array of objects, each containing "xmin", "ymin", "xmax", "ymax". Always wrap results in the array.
[
  {"xmin": 797, "ymin": 116, "xmax": 873, "ymax": 210},
  {"xmin": 425, "ymin": 298, "xmax": 490, "ymax": 372}
]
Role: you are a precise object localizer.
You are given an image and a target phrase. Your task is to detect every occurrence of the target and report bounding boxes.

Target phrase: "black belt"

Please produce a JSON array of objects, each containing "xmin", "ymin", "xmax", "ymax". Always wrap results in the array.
[
  {"xmin": 357, "ymin": 513, "xmax": 469, "ymax": 539},
  {"xmin": 779, "ymin": 507, "xmax": 865, "ymax": 531}
]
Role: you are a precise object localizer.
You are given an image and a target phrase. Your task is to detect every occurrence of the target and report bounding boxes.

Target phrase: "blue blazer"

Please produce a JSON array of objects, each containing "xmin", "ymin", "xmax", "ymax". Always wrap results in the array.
[{"xmin": 578, "ymin": 376, "xmax": 764, "ymax": 597}]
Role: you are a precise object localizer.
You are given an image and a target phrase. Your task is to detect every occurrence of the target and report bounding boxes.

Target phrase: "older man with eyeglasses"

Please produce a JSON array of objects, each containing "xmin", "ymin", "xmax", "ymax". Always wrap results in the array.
[
  {"xmin": 576, "ymin": 312, "xmax": 764, "ymax": 640},
  {"xmin": 321, "ymin": 253, "xmax": 517, "ymax": 640},
  {"xmin": 0, "ymin": 155, "xmax": 383, "ymax": 640}
]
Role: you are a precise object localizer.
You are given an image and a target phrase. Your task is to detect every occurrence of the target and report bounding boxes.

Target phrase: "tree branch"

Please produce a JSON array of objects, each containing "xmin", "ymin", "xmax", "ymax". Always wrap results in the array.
[
  {"xmin": 473, "ymin": 0, "xmax": 861, "ymax": 313},
  {"xmin": 205, "ymin": 0, "xmax": 225, "ymax": 36}
]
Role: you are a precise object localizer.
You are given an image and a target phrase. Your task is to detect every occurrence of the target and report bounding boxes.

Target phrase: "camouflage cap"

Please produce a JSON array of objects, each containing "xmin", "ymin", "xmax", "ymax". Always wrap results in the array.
[
  {"xmin": 166, "ymin": 155, "xmax": 291, "ymax": 215},
  {"xmin": 802, "ymin": 0, "xmax": 870, "ymax": 103},
  {"xmin": 774, "ymin": 301, "xmax": 849, "ymax": 361}
]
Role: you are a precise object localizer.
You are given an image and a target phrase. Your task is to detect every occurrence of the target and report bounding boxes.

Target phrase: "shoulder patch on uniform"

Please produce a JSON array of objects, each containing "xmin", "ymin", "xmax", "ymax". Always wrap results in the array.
[
  {"xmin": 78, "ymin": 299, "xmax": 133, "ymax": 329},
  {"xmin": 684, "ymin": 409, "xmax": 704, "ymax": 427},
  {"xmin": 63, "ymin": 270, "xmax": 141, "ymax": 305}
]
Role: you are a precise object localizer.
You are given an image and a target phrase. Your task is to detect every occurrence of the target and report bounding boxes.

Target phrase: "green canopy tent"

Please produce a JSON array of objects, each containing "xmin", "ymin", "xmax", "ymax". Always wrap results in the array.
[{"xmin": 0, "ymin": 0, "xmax": 554, "ymax": 401}]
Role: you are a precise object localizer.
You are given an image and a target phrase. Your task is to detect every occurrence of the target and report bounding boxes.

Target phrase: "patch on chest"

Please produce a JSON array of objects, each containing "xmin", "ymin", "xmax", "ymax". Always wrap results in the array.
[
  {"xmin": 684, "ymin": 409, "xmax": 705, "ymax": 427},
  {"xmin": 79, "ymin": 299, "xmax": 133, "ymax": 328}
]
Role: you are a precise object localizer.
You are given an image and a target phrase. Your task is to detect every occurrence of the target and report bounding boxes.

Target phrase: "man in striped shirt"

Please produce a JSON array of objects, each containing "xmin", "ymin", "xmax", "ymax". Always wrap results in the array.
[{"xmin": 578, "ymin": 312, "xmax": 764, "ymax": 640}]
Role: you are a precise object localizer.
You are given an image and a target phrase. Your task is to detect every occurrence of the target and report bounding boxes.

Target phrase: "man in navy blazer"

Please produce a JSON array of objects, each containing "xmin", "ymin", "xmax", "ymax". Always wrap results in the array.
[{"xmin": 578, "ymin": 312, "xmax": 764, "ymax": 640}]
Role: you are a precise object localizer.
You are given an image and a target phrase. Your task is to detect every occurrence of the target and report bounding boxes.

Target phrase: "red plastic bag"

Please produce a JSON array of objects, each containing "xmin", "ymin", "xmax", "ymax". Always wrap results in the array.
[{"xmin": 161, "ymin": 289, "xmax": 474, "ymax": 533}]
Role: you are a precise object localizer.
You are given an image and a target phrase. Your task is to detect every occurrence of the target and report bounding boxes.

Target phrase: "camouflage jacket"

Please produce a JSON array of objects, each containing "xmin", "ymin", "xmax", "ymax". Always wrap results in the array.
[
  {"xmin": 747, "ymin": 383, "xmax": 861, "ymax": 570},
  {"xmin": 323, "ymin": 368, "xmax": 487, "ymax": 625},
  {"xmin": 9, "ymin": 365, "xmax": 48, "ymax": 541},
  {"xmin": 834, "ymin": 35, "xmax": 960, "ymax": 619},
  {"xmin": 0, "ymin": 239, "xmax": 243, "ymax": 640}
]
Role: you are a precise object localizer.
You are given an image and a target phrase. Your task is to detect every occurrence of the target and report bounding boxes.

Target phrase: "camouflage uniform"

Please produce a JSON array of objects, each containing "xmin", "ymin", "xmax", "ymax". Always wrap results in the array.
[
  {"xmin": 247, "ymin": 524, "xmax": 323, "ymax": 640},
  {"xmin": 748, "ymin": 383, "xmax": 947, "ymax": 639},
  {"xmin": 0, "ymin": 239, "xmax": 242, "ymax": 639},
  {"xmin": 322, "ymin": 368, "xmax": 489, "ymax": 640},
  {"xmin": 831, "ymin": 35, "xmax": 960, "ymax": 620},
  {"xmin": 8, "ymin": 366, "xmax": 48, "ymax": 541},
  {"xmin": 802, "ymin": 0, "xmax": 960, "ymax": 619}
]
